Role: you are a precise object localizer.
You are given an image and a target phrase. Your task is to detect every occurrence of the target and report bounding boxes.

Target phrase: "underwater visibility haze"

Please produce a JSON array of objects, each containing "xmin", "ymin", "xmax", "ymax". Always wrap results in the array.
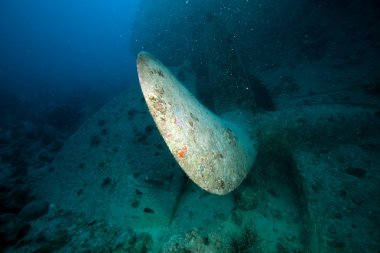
[
  {"xmin": 0, "ymin": 0, "xmax": 379, "ymax": 252},
  {"xmin": 0, "ymin": 0, "xmax": 139, "ymax": 102}
]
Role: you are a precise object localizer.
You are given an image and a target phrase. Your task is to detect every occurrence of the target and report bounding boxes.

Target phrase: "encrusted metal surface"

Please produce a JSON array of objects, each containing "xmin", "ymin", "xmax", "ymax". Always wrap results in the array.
[{"xmin": 137, "ymin": 51, "xmax": 256, "ymax": 194}]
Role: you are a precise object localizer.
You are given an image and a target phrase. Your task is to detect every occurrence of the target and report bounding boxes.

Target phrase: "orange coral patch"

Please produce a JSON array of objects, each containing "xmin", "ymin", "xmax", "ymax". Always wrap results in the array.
[{"xmin": 178, "ymin": 145, "xmax": 188, "ymax": 158}]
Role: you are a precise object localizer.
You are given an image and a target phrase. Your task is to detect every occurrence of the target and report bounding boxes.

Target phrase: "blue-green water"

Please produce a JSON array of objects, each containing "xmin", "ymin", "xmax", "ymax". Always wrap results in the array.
[{"xmin": 0, "ymin": 0, "xmax": 379, "ymax": 252}]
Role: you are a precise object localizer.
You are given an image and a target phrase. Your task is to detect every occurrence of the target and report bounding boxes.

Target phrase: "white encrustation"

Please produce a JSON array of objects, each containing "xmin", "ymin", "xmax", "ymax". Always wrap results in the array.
[{"xmin": 137, "ymin": 51, "xmax": 257, "ymax": 195}]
